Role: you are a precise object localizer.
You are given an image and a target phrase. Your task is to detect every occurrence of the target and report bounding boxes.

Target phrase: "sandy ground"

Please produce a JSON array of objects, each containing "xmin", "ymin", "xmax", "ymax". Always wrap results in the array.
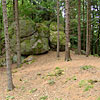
[{"xmin": 0, "ymin": 51, "xmax": 100, "ymax": 100}]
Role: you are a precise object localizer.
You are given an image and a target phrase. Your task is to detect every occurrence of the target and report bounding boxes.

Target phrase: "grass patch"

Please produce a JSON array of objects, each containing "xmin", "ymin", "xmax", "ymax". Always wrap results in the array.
[
  {"xmin": 97, "ymin": 97, "xmax": 100, "ymax": 100},
  {"xmin": 79, "ymin": 80, "xmax": 88, "ymax": 88},
  {"xmin": 48, "ymin": 79, "xmax": 55, "ymax": 85},
  {"xmin": 37, "ymin": 72, "xmax": 41, "ymax": 76},
  {"xmin": 65, "ymin": 76, "xmax": 77, "ymax": 83},
  {"xmin": 25, "ymin": 60, "xmax": 35, "ymax": 65},
  {"xmin": 39, "ymin": 96, "xmax": 48, "ymax": 100},
  {"xmin": 6, "ymin": 96, "xmax": 15, "ymax": 100},
  {"xmin": 80, "ymin": 65, "xmax": 94, "ymax": 70},
  {"xmin": 84, "ymin": 85, "xmax": 94, "ymax": 92},
  {"xmin": 12, "ymin": 70, "xmax": 17, "ymax": 73},
  {"xmin": 79, "ymin": 80, "xmax": 94, "ymax": 92},
  {"xmin": 47, "ymin": 67, "xmax": 64, "ymax": 77},
  {"xmin": 88, "ymin": 79, "xmax": 98, "ymax": 85},
  {"xmin": 29, "ymin": 88, "xmax": 37, "ymax": 93}
]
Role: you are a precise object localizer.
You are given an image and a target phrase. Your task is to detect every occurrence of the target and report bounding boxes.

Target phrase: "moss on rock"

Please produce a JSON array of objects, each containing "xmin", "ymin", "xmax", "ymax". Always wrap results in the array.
[
  {"xmin": 50, "ymin": 22, "xmax": 64, "ymax": 31},
  {"xmin": 9, "ymin": 20, "xmax": 36, "ymax": 38},
  {"xmin": 50, "ymin": 30, "xmax": 66, "ymax": 51},
  {"xmin": 21, "ymin": 37, "xmax": 50, "ymax": 56},
  {"xmin": 9, "ymin": 20, "xmax": 50, "ymax": 56}
]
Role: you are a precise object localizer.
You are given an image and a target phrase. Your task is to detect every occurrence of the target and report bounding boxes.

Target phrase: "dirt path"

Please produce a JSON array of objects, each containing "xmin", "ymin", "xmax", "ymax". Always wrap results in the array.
[{"xmin": 0, "ymin": 51, "xmax": 100, "ymax": 100}]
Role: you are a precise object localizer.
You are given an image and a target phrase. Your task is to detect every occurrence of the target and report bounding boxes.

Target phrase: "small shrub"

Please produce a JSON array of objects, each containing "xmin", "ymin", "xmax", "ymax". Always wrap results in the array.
[
  {"xmin": 6, "ymin": 96, "xmax": 15, "ymax": 100},
  {"xmin": 39, "ymin": 96, "xmax": 48, "ymax": 100},
  {"xmin": 55, "ymin": 67, "xmax": 60, "ymax": 70},
  {"xmin": 37, "ymin": 72, "xmax": 41, "ymax": 76},
  {"xmin": 84, "ymin": 85, "xmax": 93, "ymax": 91},
  {"xmin": 79, "ymin": 80, "xmax": 94, "ymax": 92},
  {"xmin": 72, "ymin": 76, "xmax": 77, "ymax": 80},
  {"xmin": 29, "ymin": 88, "xmax": 37, "ymax": 93},
  {"xmin": 80, "ymin": 65, "xmax": 93, "ymax": 70},
  {"xmin": 65, "ymin": 76, "xmax": 77, "ymax": 83},
  {"xmin": 65, "ymin": 78, "xmax": 71, "ymax": 83},
  {"xmin": 48, "ymin": 80, "xmax": 55, "ymax": 85},
  {"xmin": 93, "ymin": 54, "xmax": 99, "ymax": 57},
  {"xmin": 88, "ymin": 80, "xmax": 98, "ymax": 85},
  {"xmin": 55, "ymin": 68, "xmax": 64, "ymax": 76},
  {"xmin": 47, "ymin": 67, "xmax": 64, "ymax": 77},
  {"xmin": 79, "ymin": 80, "xmax": 88, "ymax": 88}
]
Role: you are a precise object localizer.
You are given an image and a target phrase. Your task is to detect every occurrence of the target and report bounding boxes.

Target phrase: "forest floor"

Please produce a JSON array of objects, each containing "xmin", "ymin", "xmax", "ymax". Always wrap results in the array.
[{"xmin": 0, "ymin": 51, "xmax": 100, "ymax": 100}]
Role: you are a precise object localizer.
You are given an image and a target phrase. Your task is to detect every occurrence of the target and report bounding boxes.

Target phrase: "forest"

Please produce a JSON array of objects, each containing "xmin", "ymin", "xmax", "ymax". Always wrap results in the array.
[{"xmin": 0, "ymin": 0, "xmax": 100, "ymax": 100}]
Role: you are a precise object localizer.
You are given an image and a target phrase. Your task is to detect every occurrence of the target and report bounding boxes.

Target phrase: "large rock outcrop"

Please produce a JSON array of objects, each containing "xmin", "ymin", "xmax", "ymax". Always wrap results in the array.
[
  {"xmin": 9, "ymin": 20, "xmax": 50, "ymax": 56},
  {"xmin": 50, "ymin": 22, "xmax": 66, "ymax": 51}
]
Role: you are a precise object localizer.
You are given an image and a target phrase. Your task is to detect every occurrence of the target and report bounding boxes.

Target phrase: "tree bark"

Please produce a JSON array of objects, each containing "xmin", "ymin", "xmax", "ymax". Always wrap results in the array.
[
  {"xmin": 15, "ymin": 0, "xmax": 21, "ymax": 67},
  {"xmin": 65, "ymin": 0, "xmax": 71, "ymax": 61},
  {"xmin": 96, "ymin": 2, "xmax": 100, "ymax": 55},
  {"xmin": 57, "ymin": 0, "xmax": 60, "ymax": 57},
  {"xmin": 13, "ymin": 0, "xmax": 15, "ymax": 21},
  {"xmin": 2, "ymin": 0, "xmax": 14, "ymax": 91},
  {"xmin": 78, "ymin": 0, "xmax": 81, "ymax": 54},
  {"xmin": 86, "ymin": 0, "xmax": 91, "ymax": 57},
  {"xmin": 83, "ymin": 0, "xmax": 86, "ymax": 51}
]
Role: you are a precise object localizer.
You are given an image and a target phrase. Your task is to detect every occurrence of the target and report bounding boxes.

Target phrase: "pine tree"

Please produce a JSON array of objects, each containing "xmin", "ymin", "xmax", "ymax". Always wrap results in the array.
[
  {"xmin": 2, "ymin": 0, "xmax": 14, "ymax": 91},
  {"xmin": 78, "ymin": 0, "xmax": 81, "ymax": 54},
  {"xmin": 57, "ymin": 0, "xmax": 60, "ymax": 57},
  {"xmin": 15, "ymin": 0, "xmax": 21, "ymax": 67},
  {"xmin": 83, "ymin": 0, "xmax": 86, "ymax": 51},
  {"xmin": 86, "ymin": 0, "xmax": 91, "ymax": 57},
  {"xmin": 65, "ymin": 0, "xmax": 71, "ymax": 61}
]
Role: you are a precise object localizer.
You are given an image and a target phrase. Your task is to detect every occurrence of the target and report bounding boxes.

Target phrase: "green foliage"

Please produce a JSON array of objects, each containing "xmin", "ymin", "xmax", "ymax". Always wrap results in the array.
[
  {"xmin": 65, "ymin": 76, "xmax": 77, "ymax": 83},
  {"xmin": 50, "ymin": 22, "xmax": 64, "ymax": 31},
  {"xmin": 79, "ymin": 80, "xmax": 88, "ymax": 88},
  {"xmin": 72, "ymin": 76, "xmax": 77, "ymax": 80},
  {"xmin": 0, "ymin": 56, "xmax": 6, "ymax": 67},
  {"xmin": 29, "ymin": 88, "xmax": 37, "ymax": 93},
  {"xmin": 80, "ymin": 65, "xmax": 94, "ymax": 70},
  {"xmin": 93, "ymin": 54, "xmax": 99, "ymax": 57},
  {"xmin": 79, "ymin": 80, "xmax": 94, "ymax": 92},
  {"xmin": 39, "ymin": 96, "xmax": 48, "ymax": 100},
  {"xmin": 97, "ymin": 97, "xmax": 100, "ymax": 100},
  {"xmin": 37, "ymin": 72, "xmax": 42, "ymax": 76},
  {"xmin": 55, "ymin": 67, "xmax": 64, "ymax": 76},
  {"xmin": 88, "ymin": 79, "xmax": 98, "ymax": 85},
  {"xmin": 47, "ymin": 67, "xmax": 64, "ymax": 77},
  {"xmin": 65, "ymin": 78, "xmax": 71, "ymax": 83},
  {"xmin": 21, "ymin": 86, "xmax": 25, "ymax": 91},
  {"xmin": 48, "ymin": 79, "xmax": 55, "ymax": 85},
  {"xmin": 84, "ymin": 85, "xmax": 94, "ymax": 92},
  {"xmin": 6, "ymin": 96, "xmax": 15, "ymax": 100}
]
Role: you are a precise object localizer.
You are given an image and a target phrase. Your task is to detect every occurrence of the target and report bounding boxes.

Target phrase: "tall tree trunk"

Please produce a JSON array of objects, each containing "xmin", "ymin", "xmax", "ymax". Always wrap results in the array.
[
  {"xmin": 96, "ymin": 2, "xmax": 100, "ymax": 55},
  {"xmin": 91, "ymin": 19, "xmax": 94, "ymax": 55},
  {"xmin": 78, "ymin": 0, "xmax": 81, "ymax": 54},
  {"xmin": 86, "ymin": 0, "xmax": 91, "ymax": 57},
  {"xmin": 57, "ymin": 0, "xmax": 60, "ymax": 57},
  {"xmin": 91, "ymin": 3, "xmax": 95, "ymax": 55},
  {"xmin": 65, "ymin": 0, "xmax": 71, "ymax": 61},
  {"xmin": 13, "ymin": 0, "xmax": 15, "ymax": 21},
  {"xmin": 2, "ymin": 0, "xmax": 14, "ymax": 91},
  {"xmin": 15, "ymin": 0, "xmax": 21, "ymax": 67},
  {"xmin": 83, "ymin": 0, "xmax": 86, "ymax": 51},
  {"xmin": 98, "ymin": 17, "xmax": 100, "ymax": 55},
  {"xmin": 22, "ymin": 0, "xmax": 24, "ymax": 5}
]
